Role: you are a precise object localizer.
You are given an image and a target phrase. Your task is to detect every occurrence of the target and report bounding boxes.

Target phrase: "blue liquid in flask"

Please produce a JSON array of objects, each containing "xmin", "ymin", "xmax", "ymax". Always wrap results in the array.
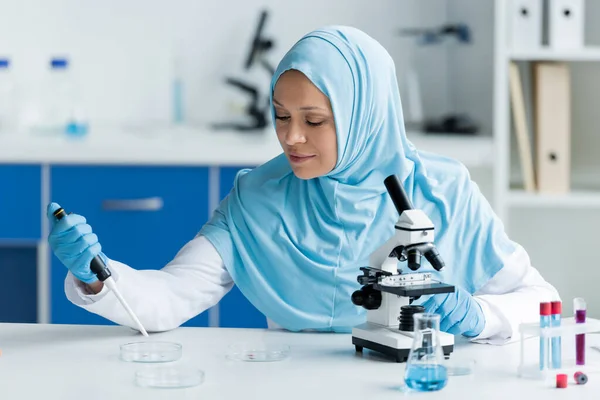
[{"xmin": 404, "ymin": 364, "xmax": 448, "ymax": 391}]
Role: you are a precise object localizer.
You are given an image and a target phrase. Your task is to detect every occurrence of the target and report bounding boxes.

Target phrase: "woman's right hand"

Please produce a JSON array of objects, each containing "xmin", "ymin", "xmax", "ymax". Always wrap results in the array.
[{"xmin": 47, "ymin": 202, "xmax": 104, "ymax": 286}]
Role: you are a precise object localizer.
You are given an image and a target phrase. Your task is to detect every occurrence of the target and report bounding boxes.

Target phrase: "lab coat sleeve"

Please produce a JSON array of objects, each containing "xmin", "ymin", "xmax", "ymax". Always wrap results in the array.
[
  {"xmin": 64, "ymin": 234, "xmax": 234, "ymax": 332},
  {"xmin": 470, "ymin": 244, "xmax": 559, "ymax": 345}
]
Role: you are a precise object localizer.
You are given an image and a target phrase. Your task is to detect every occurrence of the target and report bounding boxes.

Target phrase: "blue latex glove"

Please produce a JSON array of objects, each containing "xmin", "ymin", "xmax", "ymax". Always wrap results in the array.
[
  {"xmin": 420, "ymin": 287, "xmax": 485, "ymax": 337},
  {"xmin": 47, "ymin": 202, "xmax": 104, "ymax": 284}
]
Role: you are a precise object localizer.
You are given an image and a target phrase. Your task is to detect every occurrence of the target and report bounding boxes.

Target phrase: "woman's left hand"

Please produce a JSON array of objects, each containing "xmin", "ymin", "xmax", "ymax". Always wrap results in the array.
[{"xmin": 420, "ymin": 287, "xmax": 485, "ymax": 337}]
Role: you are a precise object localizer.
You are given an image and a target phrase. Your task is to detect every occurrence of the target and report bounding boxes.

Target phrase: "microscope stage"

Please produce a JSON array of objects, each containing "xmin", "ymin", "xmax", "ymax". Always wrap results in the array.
[
  {"xmin": 352, "ymin": 322, "xmax": 454, "ymax": 363},
  {"xmin": 375, "ymin": 281, "xmax": 455, "ymax": 297}
]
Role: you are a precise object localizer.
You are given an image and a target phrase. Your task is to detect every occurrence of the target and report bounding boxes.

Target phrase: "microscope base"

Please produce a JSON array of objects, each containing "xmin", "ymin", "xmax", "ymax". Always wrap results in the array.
[{"xmin": 351, "ymin": 322, "xmax": 454, "ymax": 363}]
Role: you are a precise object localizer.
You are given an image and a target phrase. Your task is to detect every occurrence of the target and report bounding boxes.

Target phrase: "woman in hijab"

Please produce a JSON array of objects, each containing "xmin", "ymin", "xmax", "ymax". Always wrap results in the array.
[{"xmin": 48, "ymin": 26, "xmax": 558, "ymax": 344}]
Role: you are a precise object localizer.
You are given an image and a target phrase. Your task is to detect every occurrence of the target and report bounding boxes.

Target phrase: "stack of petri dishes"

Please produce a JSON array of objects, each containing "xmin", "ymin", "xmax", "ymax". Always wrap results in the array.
[{"xmin": 120, "ymin": 341, "xmax": 204, "ymax": 389}]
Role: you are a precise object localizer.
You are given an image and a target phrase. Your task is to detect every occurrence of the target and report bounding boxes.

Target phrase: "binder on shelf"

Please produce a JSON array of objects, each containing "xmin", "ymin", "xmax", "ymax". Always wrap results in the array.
[
  {"xmin": 532, "ymin": 62, "xmax": 571, "ymax": 193},
  {"xmin": 548, "ymin": 0, "xmax": 585, "ymax": 49},
  {"xmin": 508, "ymin": 0, "xmax": 543, "ymax": 52},
  {"xmin": 508, "ymin": 62, "xmax": 536, "ymax": 192}
]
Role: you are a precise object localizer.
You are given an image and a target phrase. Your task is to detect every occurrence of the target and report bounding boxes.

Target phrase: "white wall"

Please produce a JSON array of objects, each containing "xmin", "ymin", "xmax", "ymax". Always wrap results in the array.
[{"xmin": 0, "ymin": 0, "xmax": 448, "ymax": 129}]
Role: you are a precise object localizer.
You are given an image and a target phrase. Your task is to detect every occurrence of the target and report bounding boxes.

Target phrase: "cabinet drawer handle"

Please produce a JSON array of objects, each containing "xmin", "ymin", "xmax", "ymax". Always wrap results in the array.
[{"xmin": 101, "ymin": 197, "xmax": 164, "ymax": 211}]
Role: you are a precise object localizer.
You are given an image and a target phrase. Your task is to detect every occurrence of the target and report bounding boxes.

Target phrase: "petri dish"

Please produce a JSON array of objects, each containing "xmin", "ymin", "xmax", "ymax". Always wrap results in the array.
[
  {"xmin": 226, "ymin": 342, "xmax": 290, "ymax": 362},
  {"xmin": 120, "ymin": 341, "xmax": 182, "ymax": 363},
  {"xmin": 443, "ymin": 357, "xmax": 476, "ymax": 376},
  {"xmin": 135, "ymin": 365, "xmax": 204, "ymax": 389}
]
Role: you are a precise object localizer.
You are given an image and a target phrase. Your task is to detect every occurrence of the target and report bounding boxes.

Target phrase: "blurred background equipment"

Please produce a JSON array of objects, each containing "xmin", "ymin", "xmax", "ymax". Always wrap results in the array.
[
  {"xmin": 29, "ymin": 57, "xmax": 88, "ymax": 137},
  {"xmin": 0, "ymin": 58, "xmax": 16, "ymax": 133},
  {"xmin": 212, "ymin": 9, "xmax": 275, "ymax": 132},
  {"xmin": 397, "ymin": 22, "xmax": 478, "ymax": 135}
]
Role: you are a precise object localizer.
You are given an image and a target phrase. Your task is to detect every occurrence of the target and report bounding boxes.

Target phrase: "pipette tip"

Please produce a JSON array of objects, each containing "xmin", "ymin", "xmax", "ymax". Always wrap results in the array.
[{"xmin": 104, "ymin": 277, "xmax": 149, "ymax": 338}]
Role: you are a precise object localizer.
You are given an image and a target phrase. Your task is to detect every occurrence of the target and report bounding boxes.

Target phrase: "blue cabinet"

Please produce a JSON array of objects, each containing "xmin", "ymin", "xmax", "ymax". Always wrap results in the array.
[
  {"xmin": 0, "ymin": 165, "xmax": 41, "ymax": 323},
  {"xmin": 0, "ymin": 246, "xmax": 38, "ymax": 322},
  {"xmin": 216, "ymin": 166, "xmax": 268, "ymax": 329},
  {"xmin": 49, "ymin": 165, "xmax": 210, "ymax": 327},
  {"xmin": 0, "ymin": 165, "xmax": 41, "ymax": 240}
]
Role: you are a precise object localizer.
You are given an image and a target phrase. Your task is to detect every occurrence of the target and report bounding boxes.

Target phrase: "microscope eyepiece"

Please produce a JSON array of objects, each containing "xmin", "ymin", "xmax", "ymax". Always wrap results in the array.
[{"xmin": 384, "ymin": 174, "xmax": 413, "ymax": 216}]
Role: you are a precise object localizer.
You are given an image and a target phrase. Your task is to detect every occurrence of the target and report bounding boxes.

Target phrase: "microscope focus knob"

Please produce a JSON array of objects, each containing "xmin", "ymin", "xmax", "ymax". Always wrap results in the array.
[
  {"xmin": 351, "ymin": 285, "xmax": 382, "ymax": 310},
  {"xmin": 364, "ymin": 290, "xmax": 382, "ymax": 310},
  {"xmin": 351, "ymin": 290, "xmax": 365, "ymax": 306}
]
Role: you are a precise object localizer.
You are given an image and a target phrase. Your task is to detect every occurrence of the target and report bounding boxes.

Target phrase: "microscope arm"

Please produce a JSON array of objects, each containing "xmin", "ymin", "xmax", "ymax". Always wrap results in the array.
[
  {"xmin": 224, "ymin": 78, "xmax": 259, "ymax": 99},
  {"xmin": 212, "ymin": 77, "xmax": 267, "ymax": 131}
]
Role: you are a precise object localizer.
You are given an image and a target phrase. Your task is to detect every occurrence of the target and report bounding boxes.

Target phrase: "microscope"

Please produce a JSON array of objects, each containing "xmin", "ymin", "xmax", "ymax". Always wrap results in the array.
[
  {"xmin": 351, "ymin": 174, "xmax": 455, "ymax": 363},
  {"xmin": 212, "ymin": 9, "xmax": 275, "ymax": 132}
]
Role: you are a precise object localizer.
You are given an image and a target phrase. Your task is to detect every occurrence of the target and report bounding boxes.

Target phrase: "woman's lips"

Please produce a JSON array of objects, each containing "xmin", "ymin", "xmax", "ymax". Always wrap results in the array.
[{"xmin": 289, "ymin": 153, "xmax": 316, "ymax": 164}]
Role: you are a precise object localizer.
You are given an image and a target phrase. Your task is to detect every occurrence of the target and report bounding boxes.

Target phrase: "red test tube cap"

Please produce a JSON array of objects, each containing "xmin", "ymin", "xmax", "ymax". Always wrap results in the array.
[
  {"xmin": 551, "ymin": 301, "xmax": 562, "ymax": 315},
  {"xmin": 556, "ymin": 374, "xmax": 568, "ymax": 388},
  {"xmin": 540, "ymin": 302, "xmax": 551, "ymax": 316}
]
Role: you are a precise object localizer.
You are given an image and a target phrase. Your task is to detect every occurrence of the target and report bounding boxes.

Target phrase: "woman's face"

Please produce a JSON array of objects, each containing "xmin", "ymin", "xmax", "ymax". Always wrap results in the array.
[{"xmin": 273, "ymin": 69, "xmax": 338, "ymax": 180}]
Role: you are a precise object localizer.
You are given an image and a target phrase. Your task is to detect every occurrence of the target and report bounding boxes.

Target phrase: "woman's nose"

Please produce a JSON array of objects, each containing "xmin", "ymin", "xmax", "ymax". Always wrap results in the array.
[{"xmin": 285, "ymin": 123, "xmax": 306, "ymax": 146}]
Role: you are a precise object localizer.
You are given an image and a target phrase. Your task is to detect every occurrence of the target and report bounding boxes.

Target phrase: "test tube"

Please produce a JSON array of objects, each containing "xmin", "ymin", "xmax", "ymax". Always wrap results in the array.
[
  {"xmin": 550, "ymin": 301, "xmax": 562, "ymax": 369},
  {"xmin": 540, "ymin": 302, "xmax": 551, "ymax": 370},
  {"xmin": 574, "ymin": 298, "xmax": 586, "ymax": 366}
]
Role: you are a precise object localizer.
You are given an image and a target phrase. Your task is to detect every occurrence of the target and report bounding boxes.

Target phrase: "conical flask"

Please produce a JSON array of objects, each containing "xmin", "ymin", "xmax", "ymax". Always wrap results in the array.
[{"xmin": 404, "ymin": 313, "xmax": 448, "ymax": 391}]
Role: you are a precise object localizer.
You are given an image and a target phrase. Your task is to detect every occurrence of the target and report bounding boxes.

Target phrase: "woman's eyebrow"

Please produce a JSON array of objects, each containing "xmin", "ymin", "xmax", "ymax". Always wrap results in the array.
[
  {"xmin": 273, "ymin": 97, "xmax": 328, "ymax": 112},
  {"xmin": 299, "ymin": 106, "xmax": 327, "ymax": 111}
]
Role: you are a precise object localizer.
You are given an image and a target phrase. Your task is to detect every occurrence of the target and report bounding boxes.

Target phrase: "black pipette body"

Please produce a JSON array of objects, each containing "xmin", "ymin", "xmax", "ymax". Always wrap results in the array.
[{"xmin": 53, "ymin": 207, "xmax": 112, "ymax": 282}]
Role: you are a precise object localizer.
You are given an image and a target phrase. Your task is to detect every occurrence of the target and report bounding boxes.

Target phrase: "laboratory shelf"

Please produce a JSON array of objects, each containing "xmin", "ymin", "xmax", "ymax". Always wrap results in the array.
[
  {"xmin": 507, "ymin": 189, "xmax": 600, "ymax": 208},
  {"xmin": 508, "ymin": 46, "xmax": 600, "ymax": 62}
]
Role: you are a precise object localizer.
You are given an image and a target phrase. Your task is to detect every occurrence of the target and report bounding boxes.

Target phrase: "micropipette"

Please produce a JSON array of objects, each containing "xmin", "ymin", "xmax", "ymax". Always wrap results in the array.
[{"xmin": 53, "ymin": 207, "xmax": 148, "ymax": 337}]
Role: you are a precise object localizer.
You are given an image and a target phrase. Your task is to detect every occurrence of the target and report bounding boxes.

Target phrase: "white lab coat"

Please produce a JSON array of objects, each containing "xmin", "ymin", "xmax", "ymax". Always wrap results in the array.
[{"xmin": 65, "ymin": 235, "xmax": 559, "ymax": 345}]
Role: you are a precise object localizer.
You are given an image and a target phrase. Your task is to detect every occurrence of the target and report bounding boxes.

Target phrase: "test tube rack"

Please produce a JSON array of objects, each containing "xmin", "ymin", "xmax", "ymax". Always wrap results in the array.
[{"xmin": 518, "ymin": 316, "xmax": 600, "ymax": 381}]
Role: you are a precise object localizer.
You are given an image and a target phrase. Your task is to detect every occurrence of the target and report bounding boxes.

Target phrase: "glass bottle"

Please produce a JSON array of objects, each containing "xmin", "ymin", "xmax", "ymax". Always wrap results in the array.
[
  {"xmin": 34, "ymin": 57, "xmax": 88, "ymax": 136},
  {"xmin": 0, "ymin": 58, "xmax": 16, "ymax": 133},
  {"xmin": 404, "ymin": 313, "xmax": 448, "ymax": 391}
]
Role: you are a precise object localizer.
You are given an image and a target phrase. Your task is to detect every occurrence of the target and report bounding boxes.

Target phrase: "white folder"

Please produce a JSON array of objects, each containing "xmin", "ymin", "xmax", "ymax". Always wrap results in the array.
[
  {"xmin": 548, "ymin": 0, "xmax": 585, "ymax": 49},
  {"xmin": 508, "ymin": 0, "xmax": 543, "ymax": 52}
]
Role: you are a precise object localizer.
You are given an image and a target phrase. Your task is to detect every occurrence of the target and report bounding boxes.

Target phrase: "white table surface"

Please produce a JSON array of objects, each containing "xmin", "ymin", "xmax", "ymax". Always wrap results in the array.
[
  {"xmin": 0, "ymin": 125, "xmax": 493, "ymax": 167},
  {"xmin": 1, "ymin": 324, "xmax": 599, "ymax": 399}
]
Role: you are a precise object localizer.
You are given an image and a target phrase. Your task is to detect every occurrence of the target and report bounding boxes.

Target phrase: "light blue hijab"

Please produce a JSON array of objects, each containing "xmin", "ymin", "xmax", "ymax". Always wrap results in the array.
[{"xmin": 200, "ymin": 26, "xmax": 516, "ymax": 332}]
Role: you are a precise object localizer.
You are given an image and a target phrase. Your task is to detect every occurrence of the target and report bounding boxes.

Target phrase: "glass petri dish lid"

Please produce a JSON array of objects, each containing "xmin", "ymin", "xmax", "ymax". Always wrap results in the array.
[
  {"xmin": 135, "ymin": 365, "xmax": 205, "ymax": 389},
  {"xmin": 226, "ymin": 342, "xmax": 290, "ymax": 362},
  {"xmin": 443, "ymin": 357, "xmax": 476, "ymax": 376},
  {"xmin": 120, "ymin": 341, "xmax": 182, "ymax": 363}
]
